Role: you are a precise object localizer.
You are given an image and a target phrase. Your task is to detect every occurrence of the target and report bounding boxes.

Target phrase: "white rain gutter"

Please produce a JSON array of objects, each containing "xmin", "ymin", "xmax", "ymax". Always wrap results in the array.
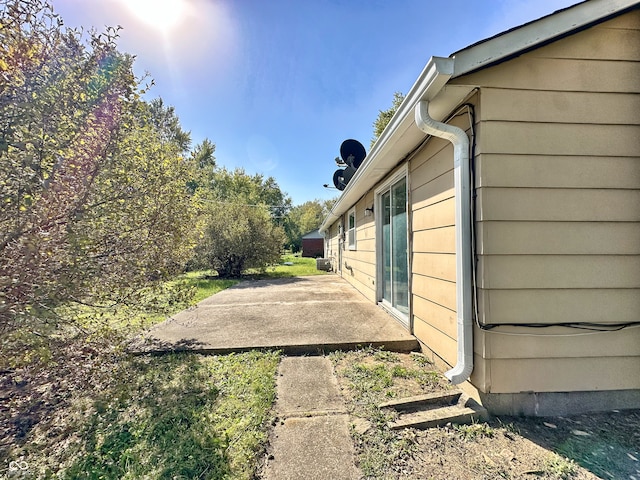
[
  {"xmin": 319, "ymin": 56, "xmax": 464, "ymax": 235},
  {"xmin": 414, "ymin": 100, "xmax": 473, "ymax": 385}
]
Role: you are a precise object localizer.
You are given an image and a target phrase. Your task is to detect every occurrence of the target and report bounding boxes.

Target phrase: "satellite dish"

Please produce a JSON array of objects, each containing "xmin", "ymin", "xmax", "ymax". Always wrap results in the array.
[
  {"xmin": 330, "ymin": 139, "xmax": 366, "ymax": 191},
  {"xmin": 340, "ymin": 139, "xmax": 366, "ymax": 169},
  {"xmin": 333, "ymin": 166, "xmax": 357, "ymax": 191},
  {"xmin": 333, "ymin": 169, "xmax": 346, "ymax": 191}
]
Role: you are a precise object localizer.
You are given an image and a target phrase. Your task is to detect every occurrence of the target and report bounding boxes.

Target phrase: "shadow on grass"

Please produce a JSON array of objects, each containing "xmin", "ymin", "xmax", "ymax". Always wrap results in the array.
[
  {"xmin": 63, "ymin": 353, "xmax": 229, "ymax": 479},
  {"xmin": 54, "ymin": 350, "xmax": 280, "ymax": 479},
  {"xmin": 127, "ymin": 336, "xmax": 208, "ymax": 355},
  {"xmin": 501, "ymin": 410, "xmax": 640, "ymax": 480}
]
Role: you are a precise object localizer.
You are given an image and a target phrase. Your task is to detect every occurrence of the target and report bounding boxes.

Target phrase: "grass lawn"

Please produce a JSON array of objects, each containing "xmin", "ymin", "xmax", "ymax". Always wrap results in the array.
[
  {"xmin": 2, "ymin": 346, "xmax": 279, "ymax": 479},
  {"xmin": 245, "ymin": 253, "xmax": 327, "ymax": 278},
  {"xmin": 61, "ymin": 352, "xmax": 279, "ymax": 479},
  {"xmin": 1, "ymin": 255, "xmax": 323, "ymax": 479},
  {"xmin": 181, "ymin": 271, "xmax": 241, "ymax": 304}
]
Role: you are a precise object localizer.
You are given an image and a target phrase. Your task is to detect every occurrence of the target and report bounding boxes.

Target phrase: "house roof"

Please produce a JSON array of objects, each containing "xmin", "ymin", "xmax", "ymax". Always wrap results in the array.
[
  {"xmin": 302, "ymin": 229, "xmax": 323, "ymax": 240},
  {"xmin": 319, "ymin": 0, "xmax": 640, "ymax": 234}
]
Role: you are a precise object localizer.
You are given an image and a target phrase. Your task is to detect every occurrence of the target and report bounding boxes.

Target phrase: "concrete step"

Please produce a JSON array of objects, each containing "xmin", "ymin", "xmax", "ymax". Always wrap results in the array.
[
  {"xmin": 379, "ymin": 391, "xmax": 462, "ymax": 411},
  {"xmin": 389, "ymin": 404, "xmax": 487, "ymax": 430},
  {"xmin": 381, "ymin": 391, "xmax": 489, "ymax": 430}
]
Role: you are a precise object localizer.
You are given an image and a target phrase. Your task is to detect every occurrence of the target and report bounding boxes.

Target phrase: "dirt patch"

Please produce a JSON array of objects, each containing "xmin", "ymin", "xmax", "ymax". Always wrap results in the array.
[
  {"xmin": 331, "ymin": 349, "xmax": 640, "ymax": 480},
  {"xmin": 390, "ymin": 413, "xmax": 640, "ymax": 480}
]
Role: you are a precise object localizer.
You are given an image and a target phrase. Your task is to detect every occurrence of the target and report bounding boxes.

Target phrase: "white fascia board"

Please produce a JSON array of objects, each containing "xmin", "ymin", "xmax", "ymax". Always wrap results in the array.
[
  {"xmin": 452, "ymin": 0, "xmax": 640, "ymax": 77},
  {"xmin": 320, "ymin": 0, "xmax": 640, "ymax": 235},
  {"xmin": 319, "ymin": 57, "xmax": 459, "ymax": 234}
]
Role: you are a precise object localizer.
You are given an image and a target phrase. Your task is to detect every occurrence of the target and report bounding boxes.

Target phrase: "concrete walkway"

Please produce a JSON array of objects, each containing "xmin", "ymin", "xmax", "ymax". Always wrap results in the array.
[
  {"xmin": 135, "ymin": 275, "xmax": 418, "ymax": 354},
  {"xmin": 262, "ymin": 357, "xmax": 362, "ymax": 480}
]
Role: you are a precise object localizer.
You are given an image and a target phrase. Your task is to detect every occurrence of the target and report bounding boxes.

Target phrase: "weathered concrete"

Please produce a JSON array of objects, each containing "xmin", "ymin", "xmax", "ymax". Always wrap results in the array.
[
  {"xmin": 262, "ymin": 357, "xmax": 362, "ymax": 480},
  {"xmin": 274, "ymin": 357, "xmax": 346, "ymax": 417},
  {"xmin": 263, "ymin": 415, "xmax": 361, "ymax": 480},
  {"xmin": 134, "ymin": 275, "xmax": 418, "ymax": 355},
  {"xmin": 382, "ymin": 391, "xmax": 490, "ymax": 431}
]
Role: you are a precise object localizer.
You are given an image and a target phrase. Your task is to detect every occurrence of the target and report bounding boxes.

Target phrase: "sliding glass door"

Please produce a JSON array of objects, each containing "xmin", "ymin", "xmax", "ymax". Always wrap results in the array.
[{"xmin": 379, "ymin": 176, "xmax": 409, "ymax": 324}]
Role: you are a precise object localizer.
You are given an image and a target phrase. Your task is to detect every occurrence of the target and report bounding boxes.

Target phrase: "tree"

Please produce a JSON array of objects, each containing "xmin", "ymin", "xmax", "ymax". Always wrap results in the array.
[
  {"xmin": 283, "ymin": 198, "xmax": 336, "ymax": 252},
  {"xmin": 207, "ymin": 167, "xmax": 291, "ymax": 222},
  {"xmin": 0, "ymin": 0, "xmax": 197, "ymax": 331},
  {"xmin": 187, "ymin": 163, "xmax": 291, "ymax": 277},
  {"xmin": 68, "ymin": 98, "xmax": 198, "ymax": 298},
  {"xmin": 194, "ymin": 202, "xmax": 285, "ymax": 278},
  {"xmin": 371, "ymin": 91, "xmax": 405, "ymax": 148},
  {"xmin": 187, "ymin": 138, "xmax": 216, "ymax": 193}
]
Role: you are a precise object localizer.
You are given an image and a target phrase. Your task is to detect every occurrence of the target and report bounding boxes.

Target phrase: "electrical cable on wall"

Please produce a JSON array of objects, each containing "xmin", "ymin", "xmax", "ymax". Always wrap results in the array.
[
  {"xmin": 458, "ymin": 101, "xmax": 640, "ymax": 336},
  {"xmin": 481, "ymin": 323, "xmax": 640, "ymax": 338},
  {"xmin": 478, "ymin": 321, "xmax": 640, "ymax": 333}
]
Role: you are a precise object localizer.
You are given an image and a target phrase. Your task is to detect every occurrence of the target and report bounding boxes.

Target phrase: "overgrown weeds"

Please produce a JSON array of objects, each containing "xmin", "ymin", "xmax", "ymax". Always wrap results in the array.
[
  {"xmin": 0, "ymin": 269, "xmax": 278, "ymax": 479},
  {"xmin": 2, "ymin": 349, "xmax": 279, "ymax": 479},
  {"xmin": 545, "ymin": 453, "xmax": 579, "ymax": 479},
  {"xmin": 330, "ymin": 347, "xmax": 450, "ymax": 478},
  {"xmin": 453, "ymin": 421, "xmax": 495, "ymax": 440}
]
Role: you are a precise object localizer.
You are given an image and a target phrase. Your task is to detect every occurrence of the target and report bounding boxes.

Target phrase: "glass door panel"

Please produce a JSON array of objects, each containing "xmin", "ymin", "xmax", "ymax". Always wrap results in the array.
[
  {"xmin": 379, "ymin": 176, "xmax": 409, "ymax": 325},
  {"xmin": 391, "ymin": 178, "xmax": 408, "ymax": 314},
  {"xmin": 381, "ymin": 191, "xmax": 392, "ymax": 302}
]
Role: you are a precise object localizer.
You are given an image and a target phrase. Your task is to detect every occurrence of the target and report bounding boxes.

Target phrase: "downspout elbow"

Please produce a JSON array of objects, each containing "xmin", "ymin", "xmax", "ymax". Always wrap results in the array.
[{"xmin": 414, "ymin": 100, "xmax": 473, "ymax": 385}]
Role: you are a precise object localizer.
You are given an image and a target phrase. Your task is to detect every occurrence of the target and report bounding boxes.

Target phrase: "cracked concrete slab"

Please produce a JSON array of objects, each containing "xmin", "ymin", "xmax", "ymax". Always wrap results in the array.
[
  {"xmin": 262, "ymin": 356, "xmax": 361, "ymax": 480},
  {"xmin": 133, "ymin": 275, "xmax": 418, "ymax": 355}
]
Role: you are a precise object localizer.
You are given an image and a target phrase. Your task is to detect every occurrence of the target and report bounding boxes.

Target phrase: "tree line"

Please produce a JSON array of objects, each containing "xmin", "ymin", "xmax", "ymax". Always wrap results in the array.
[{"xmin": 0, "ymin": 0, "xmax": 333, "ymax": 333}]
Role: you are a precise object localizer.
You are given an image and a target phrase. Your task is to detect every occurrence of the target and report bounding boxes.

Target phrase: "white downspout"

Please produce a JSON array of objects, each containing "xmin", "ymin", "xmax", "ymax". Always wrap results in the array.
[{"xmin": 414, "ymin": 100, "xmax": 473, "ymax": 385}]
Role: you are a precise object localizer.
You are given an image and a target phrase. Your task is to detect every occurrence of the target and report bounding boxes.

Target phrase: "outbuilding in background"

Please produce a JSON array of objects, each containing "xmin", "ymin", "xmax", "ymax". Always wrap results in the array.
[{"xmin": 301, "ymin": 229, "xmax": 324, "ymax": 258}]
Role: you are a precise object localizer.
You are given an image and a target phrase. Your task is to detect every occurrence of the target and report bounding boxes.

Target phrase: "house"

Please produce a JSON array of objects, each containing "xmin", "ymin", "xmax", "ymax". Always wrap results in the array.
[
  {"xmin": 319, "ymin": 0, "xmax": 640, "ymax": 416},
  {"xmin": 301, "ymin": 229, "xmax": 325, "ymax": 258}
]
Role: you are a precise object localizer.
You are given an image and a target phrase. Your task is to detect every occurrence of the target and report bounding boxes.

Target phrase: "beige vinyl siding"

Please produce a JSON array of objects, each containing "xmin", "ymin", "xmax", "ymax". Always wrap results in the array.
[
  {"xmin": 477, "ymin": 188, "xmax": 640, "ymax": 222},
  {"xmin": 412, "ymin": 197, "xmax": 456, "ymax": 231},
  {"xmin": 410, "ymin": 107, "xmax": 476, "ymax": 364},
  {"xmin": 325, "ymin": 222, "xmax": 339, "ymax": 271},
  {"xmin": 339, "ymin": 192, "xmax": 377, "ymax": 302},
  {"xmin": 413, "ymin": 319, "xmax": 458, "ymax": 367},
  {"xmin": 456, "ymin": 58, "xmax": 639, "ymax": 94},
  {"xmin": 477, "ymin": 155, "xmax": 640, "ymax": 191},
  {"xmin": 451, "ymin": 10, "xmax": 640, "ymax": 393},
  {"xmin": 489, "ymin": 357, "xmax": 640, "ymax": 393},
  {"xmin": 477, "ymin": 221, "xmax": 640, "ymax": 255},
  {"xmin": 485, "ymin": 327, "xmax": 640, "ymax": 360}
]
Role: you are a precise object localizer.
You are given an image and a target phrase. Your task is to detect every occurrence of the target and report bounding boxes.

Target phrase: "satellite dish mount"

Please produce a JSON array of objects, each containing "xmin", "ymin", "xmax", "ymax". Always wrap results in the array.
[{"xmin": 332, "ymin": 139, "xmax": 366, "ymax": 191}]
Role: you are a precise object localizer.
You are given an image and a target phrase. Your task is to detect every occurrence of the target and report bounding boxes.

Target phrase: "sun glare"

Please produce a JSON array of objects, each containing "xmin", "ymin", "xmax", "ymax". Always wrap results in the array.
[{"xmin": 125, "ymin": 0, "xmax": 187, "ymax": 31}]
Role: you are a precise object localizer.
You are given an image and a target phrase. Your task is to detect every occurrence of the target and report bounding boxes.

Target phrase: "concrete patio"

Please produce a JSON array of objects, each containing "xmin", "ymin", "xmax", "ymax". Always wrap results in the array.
[
  {"xmin": 130, "ymin": 273, "xmax": 420, "ymax": 479},
  {"xmin": 133, "ymin": 274, "xmax": 418, "ymax": 355}
]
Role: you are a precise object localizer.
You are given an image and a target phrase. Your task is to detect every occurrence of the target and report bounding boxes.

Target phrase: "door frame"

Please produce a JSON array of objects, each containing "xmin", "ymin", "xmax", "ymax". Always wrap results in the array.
[
  {"xmin": 375, "ymin": 165, "xmax": 411, "ymax": 330},
  {"xmin": 337, "ymin": 218, "xmax": 343, "ymax": 276}
]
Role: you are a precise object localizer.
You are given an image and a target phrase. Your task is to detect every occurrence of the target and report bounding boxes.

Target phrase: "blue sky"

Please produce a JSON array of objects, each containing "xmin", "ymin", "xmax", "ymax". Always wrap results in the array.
[{"xmin": 53, "ymin": 0, "xmax": 578, "ymax": 205}]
